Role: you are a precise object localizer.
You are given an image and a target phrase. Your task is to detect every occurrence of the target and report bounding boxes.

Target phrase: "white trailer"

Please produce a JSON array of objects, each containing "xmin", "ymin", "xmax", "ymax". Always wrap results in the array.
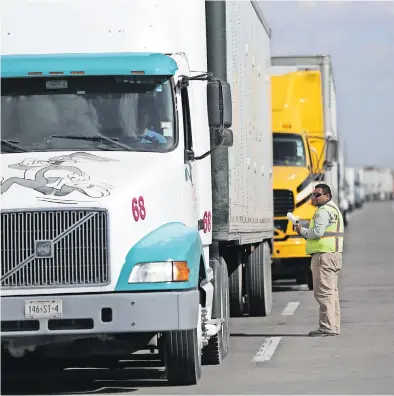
[
  {"xmin": 392, "ymin": 171, "xmax": 394, "ymax": 200},
  {"xmin": 1, "ymin": 0, "xmax": 273, "ymax": 385},
  {"xmin": 337, "ymin": 146, "xmax": 351, "ymax": 226},
  {"xmin": 354, "ymin": 167, "xmax": 366, "ymax": 208},
  {"xmin": 344, "ymin": 167, "xmax": 356, "ymax": 211},
  {"xmin": 379, "ymin": 168, "xmax": 393, "ymax": 200},
  {"xmin": 209, "ymin": 1, "xmax": 274, "ymax": 317},
  {"xmin": 364, "ymin": 167, "xmax": 380, "ymax": 201}
]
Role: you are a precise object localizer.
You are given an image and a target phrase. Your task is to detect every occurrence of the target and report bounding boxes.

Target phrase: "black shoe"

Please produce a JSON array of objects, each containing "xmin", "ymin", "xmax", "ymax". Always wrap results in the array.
[{"xmin": 308, "ymin": 329, "xmax": 338, "ymax": 337}]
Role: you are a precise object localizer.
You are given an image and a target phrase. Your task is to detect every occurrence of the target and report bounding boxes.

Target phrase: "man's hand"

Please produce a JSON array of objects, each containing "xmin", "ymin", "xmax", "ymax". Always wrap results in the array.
[{"xmin": 295, "ymin": 224, "xmax": 302, "ymax": 235}]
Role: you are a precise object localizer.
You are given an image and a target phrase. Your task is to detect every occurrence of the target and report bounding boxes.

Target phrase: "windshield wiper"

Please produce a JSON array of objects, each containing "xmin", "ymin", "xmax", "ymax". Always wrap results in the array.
[
  {"xmin": 1, "ymin": 140, "xmax": 27, "ymax": 153},
  {"xmin": 50, "ymin": 135, "xmax": 134, "ymax": 151}
]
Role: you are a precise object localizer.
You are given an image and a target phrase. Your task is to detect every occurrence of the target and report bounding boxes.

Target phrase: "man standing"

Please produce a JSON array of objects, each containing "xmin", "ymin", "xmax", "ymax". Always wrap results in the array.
[{"xmin": 295, "ymin": 183, "xmax": 344, "ymax": 337}]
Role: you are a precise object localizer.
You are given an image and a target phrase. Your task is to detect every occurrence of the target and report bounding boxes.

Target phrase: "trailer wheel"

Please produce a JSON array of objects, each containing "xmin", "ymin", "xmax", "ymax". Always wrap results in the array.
[
  {"xmin": 228, "ymin": 251, "xmax": 244, "ymax": 317},
  {"xmin": 307, "ymin": 268, "xmax": 313, "ymax": 290},
  {"xmin": 246, "ymin": 241, "xmax": 273, "ymax": 317},
  {"xmin": 164, "ymin": 304, "xmax": 202, "ymax": 385},
  {"xmin": 343, "ymin": 211, "xmax": 349, "ymax": 227},
  {"xmin": 295, "ymin": 258, "xmax": 313, "ymax": 291},
  {"xmin": 202, "ymin": 257, "xmax": 230, "ymax": 365}
]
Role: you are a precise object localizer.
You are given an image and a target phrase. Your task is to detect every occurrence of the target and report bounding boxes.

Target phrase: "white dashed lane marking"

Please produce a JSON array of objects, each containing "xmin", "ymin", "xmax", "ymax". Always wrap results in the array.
[
  {"xmin": 282, "ymin": 301, "xmax": 300, "ymax": 316},
  {"xmin": 252, "ymin": 337, "xmax": 282, "ymax": 363},
  {"xmin": 251, "ymin": 301, "xmax": 300, "ymax": 363}
]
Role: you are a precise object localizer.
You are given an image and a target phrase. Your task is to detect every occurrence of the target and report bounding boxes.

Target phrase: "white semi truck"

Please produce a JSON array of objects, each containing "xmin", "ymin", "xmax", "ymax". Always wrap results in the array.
[
  {"xmin": 354, "ymin": 167, "xmax": 366, "ymax": 208},
  {"xmin": 379, "ymin": 168, "xmax": 394, "ymax": 201},
  {"xmin": 344, "ymin": 167, "xmax": 356, "ymax": 212},
  {"xmin": 364, "ymin": 167, "xmax": 392, "ymax": 201},
  {"xmin": 337, "ymin": 146, "xmax": 351, "ymax": 226},
  {"xmin": 363, "ymin": 167, "xmax": 379, "ymax": 201},
  {"xmin": 0, "ymin": 0, "xmax": 274, "ymax": 385}
]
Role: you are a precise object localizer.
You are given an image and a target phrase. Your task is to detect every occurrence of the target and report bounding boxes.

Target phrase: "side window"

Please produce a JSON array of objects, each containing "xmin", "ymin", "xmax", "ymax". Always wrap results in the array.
[
  {"xmin": 307, "ymin": 142, "xmax": 315, "ymax": 171},
  {"xmin": 181, "ymin": 88, "xmax": 193, "ymax": 151}
]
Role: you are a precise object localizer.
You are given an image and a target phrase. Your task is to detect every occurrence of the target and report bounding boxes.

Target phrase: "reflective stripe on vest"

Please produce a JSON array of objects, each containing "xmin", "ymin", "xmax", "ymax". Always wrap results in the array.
[{"xmin": 305, "ymin": 201, "xmax": 344, "ymax": 254}]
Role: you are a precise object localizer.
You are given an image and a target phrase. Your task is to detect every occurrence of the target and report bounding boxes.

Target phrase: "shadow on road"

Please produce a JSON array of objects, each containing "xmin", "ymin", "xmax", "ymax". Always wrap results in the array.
[
  {"xmin": 1, "ymin": 353, "xmax": 172, "ymax": 395},
  {"xmin": 231, "ymin": 333, "xmax": 308, "ymax": 337},
  {"xmin": 272, "ymin": 280, "xmax": 310, "ymax": 293}
]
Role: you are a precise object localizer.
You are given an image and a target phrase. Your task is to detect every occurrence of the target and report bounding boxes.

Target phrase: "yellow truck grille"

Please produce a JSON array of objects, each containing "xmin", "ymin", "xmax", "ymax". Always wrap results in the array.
[{"xmin": 273, "ymin": 189, "xmax": 295, "ymax": 217}]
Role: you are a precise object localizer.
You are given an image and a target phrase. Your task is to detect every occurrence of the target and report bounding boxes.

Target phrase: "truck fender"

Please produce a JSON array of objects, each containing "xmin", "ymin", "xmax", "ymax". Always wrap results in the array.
[{"xmin": 116, "ymin": 222, "xmax": 207, "ymax": 291}]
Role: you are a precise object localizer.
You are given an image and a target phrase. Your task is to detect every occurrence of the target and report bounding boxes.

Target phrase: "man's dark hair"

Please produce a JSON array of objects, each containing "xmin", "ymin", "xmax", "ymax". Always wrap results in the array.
[{"xmin": 315, "ymin": 183, "xmax": 332, "ymax": 198}]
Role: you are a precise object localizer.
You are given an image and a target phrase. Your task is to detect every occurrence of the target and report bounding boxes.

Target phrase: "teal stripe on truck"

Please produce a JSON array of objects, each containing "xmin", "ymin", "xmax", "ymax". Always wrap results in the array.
[
  {"xmin": 115, "ymin": 222, "xmax": 204, "ymax": 292},
  {"xmin": 1, "ymin": 52, "xmax": 178, "ymax": 78}
]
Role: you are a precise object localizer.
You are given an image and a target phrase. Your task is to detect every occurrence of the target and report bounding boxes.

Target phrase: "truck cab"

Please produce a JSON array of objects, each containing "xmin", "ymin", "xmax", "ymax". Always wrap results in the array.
[
  {"xmin": 1, "ymin": 0, "xmax": 274, "ymax": 385},
  {"xmin": 0, "ymin": 0, "xmax": 237, "ymax": 384}
]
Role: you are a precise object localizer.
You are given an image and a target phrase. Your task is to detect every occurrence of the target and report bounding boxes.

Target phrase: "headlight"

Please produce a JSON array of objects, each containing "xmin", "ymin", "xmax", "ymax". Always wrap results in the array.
[{"xmin": 128, "ymin": 261, "xmax": 190, "ymax": 283}]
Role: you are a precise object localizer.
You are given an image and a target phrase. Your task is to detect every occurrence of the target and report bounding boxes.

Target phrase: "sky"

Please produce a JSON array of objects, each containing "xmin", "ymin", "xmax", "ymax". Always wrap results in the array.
[{"xmin": 259, "ymin": 0, "xmax": 394, "ymax": 169}]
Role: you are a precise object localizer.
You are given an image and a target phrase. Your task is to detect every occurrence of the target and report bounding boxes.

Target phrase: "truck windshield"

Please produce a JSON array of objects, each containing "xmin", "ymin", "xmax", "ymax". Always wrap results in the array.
[
  {"xmin": 273, "ymin": 133, "xmax": 306, "ymax": 167},
  {"xmin": 1, "ymin": 75, "xmax": 176, "ymax": 153}
]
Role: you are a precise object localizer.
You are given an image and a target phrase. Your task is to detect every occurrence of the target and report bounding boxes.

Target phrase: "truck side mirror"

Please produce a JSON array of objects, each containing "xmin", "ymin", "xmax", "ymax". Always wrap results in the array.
[
  {"xmin": 211, "ymin": 128, "xmax": 233, "ymax": 148},
  {"xmin": 324, "ymin": 138, "xmax": 339, "ymax": 169},
  {"xmin": 207, "ymin": 80, "xmax": 232, "ymax": 129}
]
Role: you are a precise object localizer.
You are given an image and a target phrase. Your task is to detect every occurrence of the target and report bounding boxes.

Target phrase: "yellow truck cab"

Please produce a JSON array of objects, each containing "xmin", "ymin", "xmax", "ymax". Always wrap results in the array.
[{"xmin": 270, "ymin": 55, "xmax": 339, "ymax": 289}]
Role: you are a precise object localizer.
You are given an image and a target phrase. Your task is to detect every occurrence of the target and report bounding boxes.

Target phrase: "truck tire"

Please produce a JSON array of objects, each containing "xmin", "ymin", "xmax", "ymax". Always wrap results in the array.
[
  {"xmin": 307, "ymin": 268, "xmax": 313, "ymax": 290},
  {"xmin": 202, "ymin": 257, "xmax": 230, "ymax": 365},
  {"xmin": 163, "ymin": 304, "xmax": 202, "ymax": 385},
  {"xmin": 343, "ymin": 210, "xmax": 349, "ymax": 227},
  {"xmin": 246, "ymin": 242, "xmax": 273, "ymax": 317},
  {"xmin": 295, "ymin": 259, "xmax": 313, "ymax": 290},
  {"xmin": 228, "ymin": 252, "xmax": 244, "ymax": 317}
]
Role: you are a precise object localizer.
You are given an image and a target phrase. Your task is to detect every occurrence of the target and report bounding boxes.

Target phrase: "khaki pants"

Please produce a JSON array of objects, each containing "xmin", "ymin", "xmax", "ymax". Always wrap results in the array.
[{"xmin": 311, "ymin": 252, "xmax": 343, "ymax": 333}]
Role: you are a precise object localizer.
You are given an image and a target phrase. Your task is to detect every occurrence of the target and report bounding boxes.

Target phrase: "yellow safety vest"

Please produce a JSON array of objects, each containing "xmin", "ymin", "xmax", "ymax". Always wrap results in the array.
[{"xmin": 305, "ymin": 201, "xmax": 344, "ymax": 255}]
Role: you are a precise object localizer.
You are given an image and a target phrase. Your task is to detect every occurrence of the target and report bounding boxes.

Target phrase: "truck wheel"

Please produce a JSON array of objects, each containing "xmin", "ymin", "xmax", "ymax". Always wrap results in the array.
[
  {"xmin": 307, "ymin": 269, "xmax": 313, "ymax": 290},
  {"xmin": 296, "ymin": 268, "xmax": 308, "ymax": 285},
  {"xmin": 163, "ymin": 304, "xmax": 202, "ymax": 385},
  {"xmin": 246, "ymin": 242, "xmax": 273, "ymax": 317},
  {"xmin": 202, "ymin": 257, "xmax": 230, "ymax": 365},
  {"xmin": 295, "ymin": 259, "xmax": 313, "ymax": 290},
  {"xmin": 228, "ymin": 251, "xmax": 244, "ymax": 317},
  {"xmin": 343, "ymin": 211, "xmax": 349, "ymax": 227}
]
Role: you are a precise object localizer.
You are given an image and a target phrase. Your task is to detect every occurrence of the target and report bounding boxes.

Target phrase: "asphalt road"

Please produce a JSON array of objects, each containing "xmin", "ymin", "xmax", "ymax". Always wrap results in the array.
[{"xmin": 2, "ymin": 201, "xmax": 394, "ymax": 395}]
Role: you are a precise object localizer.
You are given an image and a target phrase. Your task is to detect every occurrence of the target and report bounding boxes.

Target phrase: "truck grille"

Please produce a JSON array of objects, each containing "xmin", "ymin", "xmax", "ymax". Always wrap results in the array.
[
  {"xmin": 1, "ymin": 209, "xmax": 109, "ymax": 289},
  {"xmin": 274, "ymin": 220, "xmax": 288, "ymax": 235},
  {"xmin": 273, "ymin": 190, "xmax": 295, "ymax": 217}
]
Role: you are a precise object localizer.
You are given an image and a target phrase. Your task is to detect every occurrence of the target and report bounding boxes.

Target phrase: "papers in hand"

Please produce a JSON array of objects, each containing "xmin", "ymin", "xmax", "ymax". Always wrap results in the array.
[{"xmin": 287, "ymin": 212, "xmax": 299, "ymax": 225}]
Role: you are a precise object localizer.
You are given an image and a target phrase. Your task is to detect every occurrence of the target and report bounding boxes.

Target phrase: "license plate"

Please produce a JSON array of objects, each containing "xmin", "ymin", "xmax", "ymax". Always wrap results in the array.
[{"xmin": 24, "ymin": 299, "xmax": 62, "ymax": 319}]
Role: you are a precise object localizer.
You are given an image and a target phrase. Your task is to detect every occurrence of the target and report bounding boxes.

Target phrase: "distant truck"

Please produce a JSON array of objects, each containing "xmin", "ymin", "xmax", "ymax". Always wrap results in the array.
[
  {"xmin": 0, "ymin": 0, "xmax": 274, "ymax": 385},
  {"xmin": 344, "ymin": 167, "xmax": 356, "ymax": 212},
  {"xmin": 379, "ymin": 168, "xmax": 394, "ymax": 200},
  {"xmin": 363, "ymin": 166, "xmax": 393, "ymax": 201},
  {"xmin": 354, "ymin": 167, "xmax": 366, "ymax": 208},
  {"xmin": 363, "ymin": 167, "xmax": 380, "ymax": 201},
  {"xmin": 270, "ymin": 55, "xmax": 339, "ymax": 289},
  {"xmin": 337, "ymin": 147, "xmax": 351, "ymax": 226},
  {"xmin": 392, "ymin": 171, "xmax": 394, "ymax": 200}
]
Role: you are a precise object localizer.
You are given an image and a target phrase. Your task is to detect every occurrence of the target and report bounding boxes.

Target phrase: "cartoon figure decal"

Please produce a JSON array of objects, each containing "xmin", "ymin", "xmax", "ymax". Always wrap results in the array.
[{"xmin": 1, "ymin": 152, "xmax": 117, "ymax": 203}]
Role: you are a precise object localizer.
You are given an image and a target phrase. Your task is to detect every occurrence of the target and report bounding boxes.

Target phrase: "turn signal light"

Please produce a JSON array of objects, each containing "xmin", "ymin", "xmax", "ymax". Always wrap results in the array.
[{"xmin": 173, "ymin": 261, "xmax": 190, "ymax": 282}]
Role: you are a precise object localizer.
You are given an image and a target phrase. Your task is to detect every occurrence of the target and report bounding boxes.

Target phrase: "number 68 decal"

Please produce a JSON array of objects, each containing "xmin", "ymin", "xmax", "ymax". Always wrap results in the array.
[
  {"xmin": 203, "ymin": 211, "xmax": 211, "ymax": 233},
  {"xmin": 132, "ymin": 196, "xmax": 146, "ymax": 221}
]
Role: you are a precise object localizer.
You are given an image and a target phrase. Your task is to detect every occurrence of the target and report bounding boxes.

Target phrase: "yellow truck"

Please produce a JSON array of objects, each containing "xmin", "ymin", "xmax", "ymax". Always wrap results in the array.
[{"xmin": 270, "ymin": 55, "xmax": 339, "ymax": 289}]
